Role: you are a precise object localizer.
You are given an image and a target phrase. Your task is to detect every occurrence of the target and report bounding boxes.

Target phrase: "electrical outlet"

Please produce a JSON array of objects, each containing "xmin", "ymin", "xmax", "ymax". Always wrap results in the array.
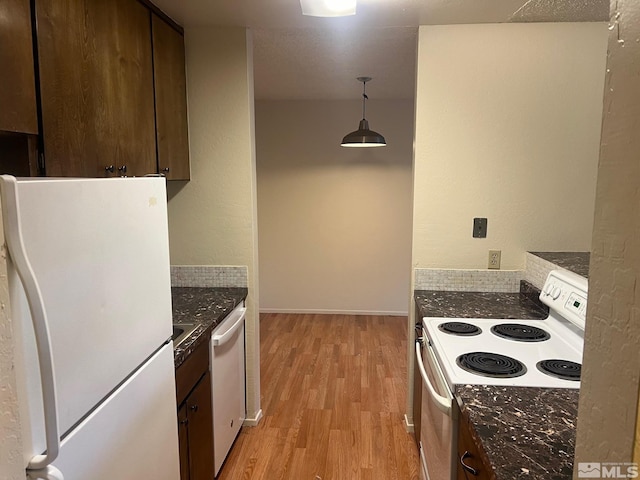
[{"xmin": 488, "ymin": 250, "xmax": 501, "ymax": 269}]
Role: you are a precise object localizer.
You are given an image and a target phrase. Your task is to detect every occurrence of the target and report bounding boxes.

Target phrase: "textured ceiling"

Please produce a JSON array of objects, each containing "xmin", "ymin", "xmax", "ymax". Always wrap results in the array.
[
  {"xmin": 252, "ymin": 27, "xmax": 418, "ymax": 100},
  {"xmin": 151, "ymin": 0, "xmax": 610, "ymax": 100}
]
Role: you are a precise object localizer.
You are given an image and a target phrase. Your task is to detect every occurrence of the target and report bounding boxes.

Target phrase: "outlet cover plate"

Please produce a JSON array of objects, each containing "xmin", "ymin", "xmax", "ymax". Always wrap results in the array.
[{"xmin": 488, "ymin": 250, "xmax": 501, "ymax": 269}]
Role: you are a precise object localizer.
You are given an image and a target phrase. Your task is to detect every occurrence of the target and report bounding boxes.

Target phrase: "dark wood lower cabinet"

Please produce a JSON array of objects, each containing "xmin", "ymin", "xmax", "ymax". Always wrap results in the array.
[
  {"xmin": 184, "ymin": 371, "xmax": 215, "ymax": 480},
  {"xmin": 177, "ymin": 404, "xmax": 191, "ymax": 480},
  {"xmin": 457, "ymin": 408, "xmax": 493, "ymax": 480},
  {"xmin": 175, "ymin": 340, "xmax": 215, "ymax": 480}
]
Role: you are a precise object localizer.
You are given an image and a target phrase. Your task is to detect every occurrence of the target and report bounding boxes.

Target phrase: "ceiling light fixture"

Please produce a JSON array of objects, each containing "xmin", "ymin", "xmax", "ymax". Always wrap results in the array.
[
  {"xmin": 341, "ymin": 77, "xmax": 386, "ymax": 148},
  {"xmin": 300, "ymin": 0, "xmax": 356, "ymax": 17}
]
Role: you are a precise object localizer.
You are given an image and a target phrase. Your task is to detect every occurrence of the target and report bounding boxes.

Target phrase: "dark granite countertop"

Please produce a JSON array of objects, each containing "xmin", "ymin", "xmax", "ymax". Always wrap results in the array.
[
  {"xmin": 171, "ymin": 287, "xmax": 247, "ymax": 368},
  {"xmin": 530, "ymin": 251, "xmax": 590, "ymax": 278},
  {"xmin": 415, "ymin": 282, "xmax": 548, "ymax": 320},
  {"xmin": 415, "ymin": 283, "xmax": 578, "ymax": 480},
  {"xmin": 456, "ymin": 386, "xmax": 579, "ymax": 480}
]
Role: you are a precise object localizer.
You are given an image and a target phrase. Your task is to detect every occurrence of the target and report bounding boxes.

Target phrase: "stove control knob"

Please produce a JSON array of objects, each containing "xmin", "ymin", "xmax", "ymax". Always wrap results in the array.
[
  {"xmin": 551, "ymin": 286, "xmax": 562, "ymax": 300},
  {"xmin": 543, "ymin": 283, "xmax": 554, "ymax": 296}
]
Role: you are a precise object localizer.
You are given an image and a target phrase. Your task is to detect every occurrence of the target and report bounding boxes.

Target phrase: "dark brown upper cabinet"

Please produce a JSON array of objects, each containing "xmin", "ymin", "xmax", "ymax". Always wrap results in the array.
[
  {"xmin": 0, "ymin": 0, "xmax": 38, "ymax": 135},
  {"xmin": 36, "ymin": 0, "xmax": 157, "ymax": 177},
  {"xmin": 152, "ymin": 14, "xmax": 190, "ymax": 181}
]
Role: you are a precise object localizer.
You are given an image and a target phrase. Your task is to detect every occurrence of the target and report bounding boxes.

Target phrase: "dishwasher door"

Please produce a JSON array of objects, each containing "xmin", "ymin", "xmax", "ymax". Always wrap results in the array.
[{"xmin": 210, "ymin": 304, "xmax": 247, "ymax": 476}]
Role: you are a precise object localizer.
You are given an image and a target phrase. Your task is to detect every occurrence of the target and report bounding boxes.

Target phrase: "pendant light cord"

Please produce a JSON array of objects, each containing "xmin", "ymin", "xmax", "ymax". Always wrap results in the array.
[{"xmin": 361, "ymin": 79, "xmax": 368, "ymax": 120}]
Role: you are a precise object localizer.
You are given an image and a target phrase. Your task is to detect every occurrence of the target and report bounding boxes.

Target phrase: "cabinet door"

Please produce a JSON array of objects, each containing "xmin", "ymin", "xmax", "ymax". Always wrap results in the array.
[
  {"xmin": 151, "ymin": 14, "xmax": 190, "ymax": 180},
  {"xmin": 0, "ymin": 0, "xmax": 38, "ymax": 134},
  {"xmin": 457, "ymin": 415, "xmax": 492, "ymax": 480},
  {"xmin": 186, "ymin": 371, "xmax": 215, "ymax": 480},
  {"xmin": 36, "ymin": 0, "xmax": 156, "ymax": 177},
  {"xmin": 177, "ymin": 404, "xmax": 191, "ymax": 480}
]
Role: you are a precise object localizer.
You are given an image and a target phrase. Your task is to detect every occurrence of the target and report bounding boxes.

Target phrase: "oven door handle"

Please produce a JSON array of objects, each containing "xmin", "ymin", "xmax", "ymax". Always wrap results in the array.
[{"xmin": 415, "ymin": 339, "xmax": 452, "ymax": 416}]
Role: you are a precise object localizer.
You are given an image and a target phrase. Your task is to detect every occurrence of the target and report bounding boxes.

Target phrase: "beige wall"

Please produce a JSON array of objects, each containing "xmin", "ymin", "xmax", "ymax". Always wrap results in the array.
[
  {"xmin": 636, "ymin": 394, "xmax": 640, "ymax": 463},
  {"xmin": 0, "ymin": 217, "xmax": 23, "ymax": 480},
  {"xmin": 574, "ymin": 0, "xmax": 640, "ymax": 470},
  {"xmin": 167, "ymin": 27, "xmax": 261, "ymax": 421},
  {"xmin": 256, "ymin": 99, "xmax": 414, "ymax": 314},
  {"xmin": 412, "ymin": 22, "xmax": 608, "ymax": 272},
  {"xmin": 406, "ymin": 22, "xmax": 608, "ymax": 424}
]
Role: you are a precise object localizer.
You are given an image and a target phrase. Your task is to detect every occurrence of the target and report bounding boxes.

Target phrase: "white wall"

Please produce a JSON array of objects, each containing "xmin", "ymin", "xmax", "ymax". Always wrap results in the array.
[
  {"xmin": 167, "ymin": 27, "xmax": 261, "ymax": 421},
  {"xmin": 256, "ymin": 99, "xmax": 414, "ymax": 315},
  {"xmin": 406, "ymin": 22, "xmax": 608, "ymax": 425}
]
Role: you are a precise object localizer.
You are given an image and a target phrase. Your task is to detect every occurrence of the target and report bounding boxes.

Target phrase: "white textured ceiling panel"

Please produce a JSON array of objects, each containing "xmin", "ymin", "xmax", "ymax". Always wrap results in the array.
[
  {"xmin": 510, "ymin": 0, "xmax": 611, "ymax": 22},
  {"xmin": 252, "ymin": 27, "xmax": 418, "ymax": 100},
  {"xmin": 152, "ymin": 0, "xmax": 609, "ymax": 28},
  {"xmin": 151, "ymin": 0, "xmax": 609, "ymax": 100}
]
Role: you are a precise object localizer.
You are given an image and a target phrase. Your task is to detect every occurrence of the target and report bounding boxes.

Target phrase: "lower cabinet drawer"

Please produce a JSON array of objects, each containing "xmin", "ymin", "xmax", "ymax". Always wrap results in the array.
[{"xmin": 175, "ymin": 340, "xmax": 209, "ymax": 405}]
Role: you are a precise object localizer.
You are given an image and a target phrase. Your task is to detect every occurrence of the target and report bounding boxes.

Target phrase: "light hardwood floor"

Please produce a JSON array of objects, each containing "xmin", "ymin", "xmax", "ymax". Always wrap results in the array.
[{"xmin": 217, "ymin": 313, "xmax": 420, "ymax": 480}]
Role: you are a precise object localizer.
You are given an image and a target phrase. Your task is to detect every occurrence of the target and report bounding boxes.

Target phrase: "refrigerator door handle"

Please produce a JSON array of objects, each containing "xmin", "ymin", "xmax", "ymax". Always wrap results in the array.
[
  {"xmin": 211, "ymin": 307, "xmax": 247, "ymax": 347},
  {"xmin": 0, "ymin": 175, "xmax": 62, "ymax": 471}
]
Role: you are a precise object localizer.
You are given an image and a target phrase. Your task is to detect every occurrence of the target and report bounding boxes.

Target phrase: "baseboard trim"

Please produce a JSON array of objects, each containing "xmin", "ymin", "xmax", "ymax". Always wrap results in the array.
[
  {"xmin": 243, "ymin": 409, "xmax": 263, "ymax": 427},
  {"xmin": 259, "ymin": 308, "xmax": 408, "ymax": 316},
  {"xmin": 404, "ymin": 414, "xmax": 415, "ymax": 433}
]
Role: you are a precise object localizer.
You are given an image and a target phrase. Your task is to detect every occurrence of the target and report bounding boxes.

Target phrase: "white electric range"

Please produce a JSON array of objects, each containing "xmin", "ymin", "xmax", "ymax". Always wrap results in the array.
[
  {"xmin": 422, "ymin": 269, "xmax": 587, "ymax": 390},
  {"xmin": 416, "ymin": 269, "xmax": 587, "ymax": 480}
]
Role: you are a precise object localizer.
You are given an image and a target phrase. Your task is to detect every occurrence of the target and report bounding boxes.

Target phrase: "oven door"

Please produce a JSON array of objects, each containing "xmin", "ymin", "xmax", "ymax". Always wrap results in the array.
[{"xmin": 416, "ymin": 329, "xmax": 457, "ymax": 480}]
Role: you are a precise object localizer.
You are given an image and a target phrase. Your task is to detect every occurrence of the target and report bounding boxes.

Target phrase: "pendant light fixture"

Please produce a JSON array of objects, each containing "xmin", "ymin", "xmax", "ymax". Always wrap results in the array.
[{"xmin": 341, "ymin": 76, "xmax": 386, "ymax": 148}]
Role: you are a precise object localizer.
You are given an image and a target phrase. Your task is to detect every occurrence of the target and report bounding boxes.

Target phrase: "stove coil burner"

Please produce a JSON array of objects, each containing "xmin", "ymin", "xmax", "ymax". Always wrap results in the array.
[
  {"xmin": 456, "ymin": 352, "xmax": 527, "ymax": 378},
  {"xmin": 490, "ymin": 323, "xmax": 551, "ymax": 342},
  {"xmin": 438, "ymin": 322, "xmax": 482, "ymax": 336},
  {"xmin": 536, "ymin": 359, "xmax": 581, "ymax": 381}
]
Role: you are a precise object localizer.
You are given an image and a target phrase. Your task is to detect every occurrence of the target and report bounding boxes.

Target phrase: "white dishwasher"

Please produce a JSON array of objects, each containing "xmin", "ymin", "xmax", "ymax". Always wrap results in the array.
[{"xmin": 210, "ymin": 303, "xmax": 247, "ymax": 476}]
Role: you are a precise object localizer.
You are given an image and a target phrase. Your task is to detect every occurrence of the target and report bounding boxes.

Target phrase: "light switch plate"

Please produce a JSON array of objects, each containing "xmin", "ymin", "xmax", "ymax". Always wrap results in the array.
[{"xmin": 473, "ymin": 218, "xmax": 487, "ymax": 238}]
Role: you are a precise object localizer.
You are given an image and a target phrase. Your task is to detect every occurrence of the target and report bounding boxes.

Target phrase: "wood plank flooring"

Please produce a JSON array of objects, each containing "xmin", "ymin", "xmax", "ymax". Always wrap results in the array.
[{"xmin": 217, "ymin": 313, "xmax": 420, "ymax": 480}]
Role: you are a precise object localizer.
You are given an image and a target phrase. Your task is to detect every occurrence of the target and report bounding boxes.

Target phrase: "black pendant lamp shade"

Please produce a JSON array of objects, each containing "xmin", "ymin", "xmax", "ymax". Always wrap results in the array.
[{"xmin": 341, "ymin": 77, "xmax": 386, "ymax": 148}]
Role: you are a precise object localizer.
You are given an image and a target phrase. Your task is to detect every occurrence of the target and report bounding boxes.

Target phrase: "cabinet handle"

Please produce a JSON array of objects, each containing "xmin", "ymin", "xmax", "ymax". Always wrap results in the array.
[
  {"xmin": 190, "ymin": 404, "xmax": 198, "ymax": 413},
  {"xmin": 460, "ymin": 451, "xmax": 479, "ymax": 476},
  {"xmin": 118, "ymin": 165, "xmax": 127, "ymax": 174},
  {"xmin": 105, "ymin": 165, "xmax": 114, "ymax": 173},
  {"xmin": 179, "ymin": 419, "xmax": 188, "ymax": 426},
  {"xmin": 162, "ymin": 167, "xmax": 170, "ymax": 173}
]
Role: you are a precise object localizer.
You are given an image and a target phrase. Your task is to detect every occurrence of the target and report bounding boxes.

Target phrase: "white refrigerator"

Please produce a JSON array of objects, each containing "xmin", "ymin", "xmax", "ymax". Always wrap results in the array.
[{"xmin": 0, "ymin": 175, "xmax": 181, "ymax": 480}]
